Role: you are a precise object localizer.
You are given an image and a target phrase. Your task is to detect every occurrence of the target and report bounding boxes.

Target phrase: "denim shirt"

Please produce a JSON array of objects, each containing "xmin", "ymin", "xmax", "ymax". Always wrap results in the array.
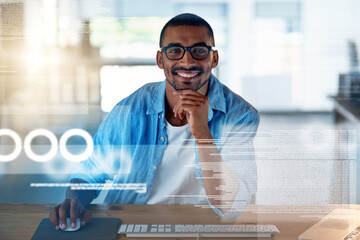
[{"xmin": 71, "ymin": 74, "xmax": 260, "ymax": 218}]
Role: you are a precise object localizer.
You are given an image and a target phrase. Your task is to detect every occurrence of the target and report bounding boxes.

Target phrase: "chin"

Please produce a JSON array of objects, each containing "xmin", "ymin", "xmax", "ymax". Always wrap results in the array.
[{"xmin": 178, "ymin": 83, "xmax": 198, "ymax": 91}]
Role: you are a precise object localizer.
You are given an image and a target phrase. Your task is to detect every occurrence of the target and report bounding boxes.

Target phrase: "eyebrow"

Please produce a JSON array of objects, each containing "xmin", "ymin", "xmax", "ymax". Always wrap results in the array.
[{"xmin": 164, "ymin": 42, "xmax": 210, "ymax": 48}]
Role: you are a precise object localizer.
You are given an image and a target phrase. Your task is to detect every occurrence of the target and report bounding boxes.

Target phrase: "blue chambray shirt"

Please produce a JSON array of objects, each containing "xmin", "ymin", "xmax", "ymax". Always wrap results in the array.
[{"xmin": 71, "ymin": 74, "xmax": 259, "ymax": 218}]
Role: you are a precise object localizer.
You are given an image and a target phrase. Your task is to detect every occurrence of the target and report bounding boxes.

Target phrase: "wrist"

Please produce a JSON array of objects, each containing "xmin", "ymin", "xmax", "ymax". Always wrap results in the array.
[
  {"xmin": 66, "ymin": 190, "xmax": 94, "ymax": 208},
  {"xmin": 67, "ymin": 179, "xmax": 96, "ymax": 207},
  {"xmin": 194, "ymin": 129, "xmax": 212, "ymax": 143}
]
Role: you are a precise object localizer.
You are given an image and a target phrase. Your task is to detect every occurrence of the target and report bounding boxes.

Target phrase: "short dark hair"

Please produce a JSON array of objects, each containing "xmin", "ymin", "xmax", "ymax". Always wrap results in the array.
[{"xmin": 159, "ymin": 13, "xmax": 215, "ymax": 48}]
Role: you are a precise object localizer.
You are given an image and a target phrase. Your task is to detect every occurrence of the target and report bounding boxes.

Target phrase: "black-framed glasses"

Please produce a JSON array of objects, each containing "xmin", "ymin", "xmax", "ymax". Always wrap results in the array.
[{"xmin": 161, "ymin": 44, "xmax": 213, "ymax": 60}]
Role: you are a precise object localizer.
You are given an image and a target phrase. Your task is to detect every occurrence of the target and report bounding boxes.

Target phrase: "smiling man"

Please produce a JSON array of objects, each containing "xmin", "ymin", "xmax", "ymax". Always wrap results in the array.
[{"xmin": 50, "ymin": 13, "xmax": 259, "ymax": 230}]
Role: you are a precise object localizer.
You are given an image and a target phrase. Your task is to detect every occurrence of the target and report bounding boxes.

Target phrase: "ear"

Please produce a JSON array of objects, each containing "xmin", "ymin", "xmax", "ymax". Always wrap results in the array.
[
  {"xmin": 211, "ymin": 50, "xmax": 219, "ymax": 69},
  {"xmin": 156, "ymin": 51, "xmax": 164, "ymax": 69}
]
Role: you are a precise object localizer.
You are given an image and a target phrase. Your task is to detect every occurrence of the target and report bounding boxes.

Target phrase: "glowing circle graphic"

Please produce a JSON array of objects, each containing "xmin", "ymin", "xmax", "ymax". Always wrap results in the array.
[
  {"xmin": 24, "ymin": 129, "xmax": 58, "ymax": 162},
  {"xmin": 59, "ymin": 129, "xmax": 93, "ymax": 162},
  {"xmin": 0, "ymin": 129, "xmax": 22, "ymax": 162}
]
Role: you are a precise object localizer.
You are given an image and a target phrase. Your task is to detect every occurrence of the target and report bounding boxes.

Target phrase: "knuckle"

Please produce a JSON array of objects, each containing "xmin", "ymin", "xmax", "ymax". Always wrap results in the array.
[
  {"xmin": 51, "ymin": 206, "xmax": 58, "ymax": 215},
  {"xmin": 59, "ymin": 205, "xmax": 67, "ymax": 211}
]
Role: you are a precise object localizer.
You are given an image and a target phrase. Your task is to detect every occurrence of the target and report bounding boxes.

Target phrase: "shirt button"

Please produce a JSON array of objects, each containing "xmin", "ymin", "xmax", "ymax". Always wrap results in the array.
[
  {"xmin": 160, "ymin": 137, "xmax": 165, "ymax": 141},
  {"xmin": 153, "ymin": 165, "xmax": 157, "ymax": 170},
  {"xmin": 158, "ymin": 115, "xmax": 161, "ymax": 119}
]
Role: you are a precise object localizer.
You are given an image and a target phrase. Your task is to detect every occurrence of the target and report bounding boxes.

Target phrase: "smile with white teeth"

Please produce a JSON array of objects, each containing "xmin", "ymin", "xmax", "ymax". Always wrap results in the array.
[{"xmin": 176, "ymin": 72, "xmax": 199, "ymax": 78}]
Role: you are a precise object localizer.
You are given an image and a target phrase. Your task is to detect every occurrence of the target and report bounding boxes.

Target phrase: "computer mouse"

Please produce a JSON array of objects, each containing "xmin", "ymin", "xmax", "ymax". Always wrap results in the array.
[{"xmin": 59, "ymin": 218, "xmax": 81, "ymax": 231}]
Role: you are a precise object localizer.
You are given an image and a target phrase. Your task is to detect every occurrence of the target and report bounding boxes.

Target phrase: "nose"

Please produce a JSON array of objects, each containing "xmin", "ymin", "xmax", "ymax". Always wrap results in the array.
[{"xmin": 180, "ymin": 49, "xmax": 195, "ymax": 65}]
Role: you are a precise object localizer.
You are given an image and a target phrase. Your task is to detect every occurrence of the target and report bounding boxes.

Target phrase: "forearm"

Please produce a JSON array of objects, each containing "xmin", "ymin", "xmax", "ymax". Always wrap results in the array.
[
  {"xmin": 66, "ymin": 178, "xmax": 97, "ymax": 208},
  {"xmin": 196, "ymin": 132, "xmax": 239, "ymax": 213}
]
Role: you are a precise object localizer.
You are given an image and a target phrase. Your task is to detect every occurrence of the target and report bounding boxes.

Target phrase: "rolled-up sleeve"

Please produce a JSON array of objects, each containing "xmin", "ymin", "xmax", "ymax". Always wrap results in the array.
[
  {"xmin": 70, "ymin": 105, "xmax": 125, "ymax": 197},
  {"xmin": 209, "ymin": 109, "xmax": 260, "ymax": 218}
]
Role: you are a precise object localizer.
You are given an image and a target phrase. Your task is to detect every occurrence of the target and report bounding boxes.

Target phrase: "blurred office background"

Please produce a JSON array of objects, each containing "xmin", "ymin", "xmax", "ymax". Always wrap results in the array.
[{"xmin": 0, "ymin": 0, "xmax": 360, "ymax": 206}]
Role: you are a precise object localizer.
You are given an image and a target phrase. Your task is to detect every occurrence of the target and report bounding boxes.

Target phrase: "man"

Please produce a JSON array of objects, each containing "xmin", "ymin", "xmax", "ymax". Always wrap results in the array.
[{"xmin": 50, "ymin": 13, "xmax": 259, "ymax": 230}]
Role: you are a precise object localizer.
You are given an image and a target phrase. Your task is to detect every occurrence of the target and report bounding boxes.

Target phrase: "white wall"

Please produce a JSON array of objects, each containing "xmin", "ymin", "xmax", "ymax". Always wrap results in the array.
[
  {"xmin": 302, "ymin": 0, "xmax": 360, "ymax": 110},
  {"xmin": 224, "ymin": 0, "xmax": 360, "ymax": 111}
]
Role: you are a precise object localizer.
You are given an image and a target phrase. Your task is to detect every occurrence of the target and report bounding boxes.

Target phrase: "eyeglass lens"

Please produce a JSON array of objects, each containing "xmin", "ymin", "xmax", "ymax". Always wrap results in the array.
[{"xmin": 166, "ymin": 46, "xmax": 209, "ymax": 60}]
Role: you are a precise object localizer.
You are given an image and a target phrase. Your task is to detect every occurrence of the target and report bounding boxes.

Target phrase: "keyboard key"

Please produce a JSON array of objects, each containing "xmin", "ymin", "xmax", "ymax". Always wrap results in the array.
[
  {"xmin": 123, "ymin": 224, "xmax": 280, "ymax": 238},
  {"xmin": 139, "ymin": 225, "xmax": 148, "ymax": 232},
  {"xmin": 133, "ymin": 225, "xmax": 140, "ymax": 232},
  {"xmin": 118, "ymin": 224, "xmax": 127, "ymax": 233},
  {"xmin": 126, "ymin": 224, "xmax": 134, "ymax": 232}
]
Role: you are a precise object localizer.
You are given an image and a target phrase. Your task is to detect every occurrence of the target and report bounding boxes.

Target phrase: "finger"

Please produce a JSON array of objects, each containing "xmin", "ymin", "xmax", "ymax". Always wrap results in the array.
[
  {"xmin": 77, "ymin": 204, "xmax": 86, "ymax": 219},
  {"xmin": 174, "ymin": 102, "xmax": 185, "ymax": 120},
  {"xmin": 176, "ymin": 99, "xmax": 202, "ymax": 106},
  {"xmin": 173, "ymin": 102, "xmax": 177, "ymax": 118},
  {"xmin": 173, "ymin": 100, "xmax": 181, "ymax": 118},
  {"xmin": 80, "ymin": 210, "xmax": 91, "ymax": 227},
  {"xmin": 177, "ymin": 105, "xmax": 188, "ymax": 120},
  {"xmin": 178, "ymin": 104, "xmax": 196, "ymax": 117},
  {"xmin": 185, "ymin": 111, "xmax": 191, "ymax": 120},
  {"xmin": 179, "ymin": 94, "xmax": 206, "ymax": 102},
  {"xmin": 177, "ymin": 101, "xmax": 203, "ymax": 120},
  {"xmin": 173, "ymin": 89, "xmax": 202, "ymax": 96},
  {"xmin": 70, "ymin": 199, "xmax": 78, "ymax": 228},
  {"xmin": 49, "ymin": 205, "xmax": 60, "ymax": 230},
  {"xmin": 174, "ymin": 98, "xmax": 201, "ymax": 119},
  {"xmin": 59, "ymin": 199, "xmax": 70, "ymax": 229}
]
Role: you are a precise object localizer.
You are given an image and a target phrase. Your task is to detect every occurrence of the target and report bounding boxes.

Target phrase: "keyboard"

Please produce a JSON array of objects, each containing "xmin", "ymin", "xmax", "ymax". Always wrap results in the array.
[{"xmin": 118, "ymin": 224, "xmax": 280, "ymax": 238}]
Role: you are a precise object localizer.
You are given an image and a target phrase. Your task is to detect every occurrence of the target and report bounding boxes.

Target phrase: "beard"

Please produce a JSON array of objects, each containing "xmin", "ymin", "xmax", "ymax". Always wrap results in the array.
[{"xmin": 167, "ymin": 66, "xmax": 209, "ymax": 91}]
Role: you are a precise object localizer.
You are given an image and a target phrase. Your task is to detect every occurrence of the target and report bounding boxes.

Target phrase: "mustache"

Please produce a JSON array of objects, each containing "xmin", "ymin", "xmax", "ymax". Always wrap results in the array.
[{"xmin": 171, "ymin": 67, "xmax": 204, "ymax": 75}]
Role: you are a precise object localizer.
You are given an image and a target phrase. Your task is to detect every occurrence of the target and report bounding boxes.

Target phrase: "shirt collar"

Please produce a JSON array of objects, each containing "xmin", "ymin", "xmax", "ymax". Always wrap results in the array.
[
  {"xmin": 207, "ymin": 74, "xmax": 227, "ymax": 114},
  {"xmin": 146, "ymin": 81, "xmax": 166, "ymax": 115},
  {"xmin": 147, "ymin": 74, "xmax": 227, "ymax": 115}
]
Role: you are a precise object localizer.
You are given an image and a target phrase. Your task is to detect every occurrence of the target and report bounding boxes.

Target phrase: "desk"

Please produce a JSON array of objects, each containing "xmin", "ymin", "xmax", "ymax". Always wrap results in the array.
[{"xmin": 1, "ymin": 204, "xmax": 359, "ymax": 240}]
